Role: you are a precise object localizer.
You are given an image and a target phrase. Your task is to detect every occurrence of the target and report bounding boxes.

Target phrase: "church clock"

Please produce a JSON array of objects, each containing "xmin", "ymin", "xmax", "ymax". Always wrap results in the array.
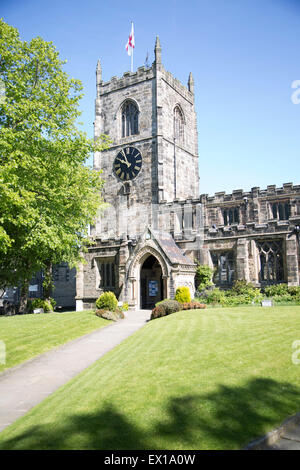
[{"xmin": 113, "ymin": 146, "xmax": 142, "ymax": 181}]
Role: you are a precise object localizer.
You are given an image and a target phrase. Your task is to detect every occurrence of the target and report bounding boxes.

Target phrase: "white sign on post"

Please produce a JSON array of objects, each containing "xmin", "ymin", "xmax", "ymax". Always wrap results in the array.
[{"xmin": 261, "ymin": 299, "xmax": 273, "ymax": 307}]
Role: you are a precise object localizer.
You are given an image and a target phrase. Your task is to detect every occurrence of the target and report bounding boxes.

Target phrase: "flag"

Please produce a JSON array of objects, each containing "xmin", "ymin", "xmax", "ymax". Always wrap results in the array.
[{"xmin": 125, "ymin": 23, "xmax": 135, "ymax": 56}]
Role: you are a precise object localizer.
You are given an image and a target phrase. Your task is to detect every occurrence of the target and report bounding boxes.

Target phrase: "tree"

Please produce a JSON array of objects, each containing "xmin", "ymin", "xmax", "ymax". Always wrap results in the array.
[{"xmin": 0, "ymin": 19, "xmax": 110, "ymax": 311}]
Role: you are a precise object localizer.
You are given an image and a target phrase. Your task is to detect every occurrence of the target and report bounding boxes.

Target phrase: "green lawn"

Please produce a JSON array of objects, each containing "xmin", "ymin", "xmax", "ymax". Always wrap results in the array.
[
  {"xmin": 0, "ymin": 310, "xmax": 110, "ymax": 372},
  {"xmin": 1, "ymin": 306, "xmax": 300, "ymax": 450}
]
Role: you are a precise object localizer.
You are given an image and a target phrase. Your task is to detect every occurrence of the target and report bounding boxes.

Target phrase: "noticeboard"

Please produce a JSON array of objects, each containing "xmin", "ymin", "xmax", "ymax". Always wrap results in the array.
[{"xmin": 149, "ymin": 280, "xmax": 158, "ymax": 297}]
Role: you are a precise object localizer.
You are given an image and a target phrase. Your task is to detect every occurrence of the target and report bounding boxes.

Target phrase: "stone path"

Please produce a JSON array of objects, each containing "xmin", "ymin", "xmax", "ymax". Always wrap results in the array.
[
  {"xmin": 267, "ymin": 424, "xmax": 300, "ymax": 450},
  {"xmin": 0, "ymin": 309, "xmax": 151, "ymax": 433},
  {"xmin": 246, "ymin": 412, "xmax": 300, "ymax": 450}
]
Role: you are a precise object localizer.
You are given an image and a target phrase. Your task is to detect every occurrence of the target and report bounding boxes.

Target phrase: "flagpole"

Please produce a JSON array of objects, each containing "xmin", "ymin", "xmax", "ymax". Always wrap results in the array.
[{"xmin": 131, "ymin": 21, "xmax": 133, "ymax": 72}]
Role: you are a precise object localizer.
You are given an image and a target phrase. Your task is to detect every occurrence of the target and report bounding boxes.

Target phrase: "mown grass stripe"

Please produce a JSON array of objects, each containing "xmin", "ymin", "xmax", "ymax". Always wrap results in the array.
[{"xmin": 1, "ymin": 306, "xmax": 300, "ymax": 450}]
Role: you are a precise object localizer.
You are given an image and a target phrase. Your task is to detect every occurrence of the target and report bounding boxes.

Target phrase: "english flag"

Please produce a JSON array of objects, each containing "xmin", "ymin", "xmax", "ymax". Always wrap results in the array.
[{"xmin": 125, "ymin": 23, "xmax": 135, "ymax": 56}]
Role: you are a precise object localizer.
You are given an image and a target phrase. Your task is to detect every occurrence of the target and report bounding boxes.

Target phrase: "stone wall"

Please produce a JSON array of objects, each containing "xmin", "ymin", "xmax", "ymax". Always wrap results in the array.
[{"xmin": 198, "ymin": 183, "xmax": 300, "ymax": 287}]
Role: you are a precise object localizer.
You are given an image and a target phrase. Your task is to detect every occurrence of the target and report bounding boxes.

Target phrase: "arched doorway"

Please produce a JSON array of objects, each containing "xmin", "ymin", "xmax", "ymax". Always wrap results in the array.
[{"xmin": 140, "ymin": 255, "xmax": 163, "ymax": 309}]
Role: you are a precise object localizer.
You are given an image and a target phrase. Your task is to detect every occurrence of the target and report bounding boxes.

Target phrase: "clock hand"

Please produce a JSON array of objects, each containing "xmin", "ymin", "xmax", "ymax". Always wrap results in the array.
[
  {"xmin": 116, "ymin": 157, "xmax": 126, "ymax": 164},
  {"xmin": 121, "ymin": 149, "xmax": 131, "ymax": 167}
]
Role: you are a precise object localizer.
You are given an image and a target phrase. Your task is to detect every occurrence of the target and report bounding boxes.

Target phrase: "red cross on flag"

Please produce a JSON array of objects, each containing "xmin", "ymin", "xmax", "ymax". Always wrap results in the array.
[{"xmin": 125, "ymin": 23, "xmax": 135, "ymax": 56}]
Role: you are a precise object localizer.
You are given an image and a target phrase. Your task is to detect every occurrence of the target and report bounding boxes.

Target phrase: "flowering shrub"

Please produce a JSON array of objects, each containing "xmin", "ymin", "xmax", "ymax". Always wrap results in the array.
[{"xmin": 180, "ymin": 301, "xmax": 206, "ymax": 310}]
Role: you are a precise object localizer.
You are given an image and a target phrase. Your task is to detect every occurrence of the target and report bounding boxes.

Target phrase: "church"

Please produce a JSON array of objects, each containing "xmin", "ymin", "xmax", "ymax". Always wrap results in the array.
[{"xmin": 75, "ymin": 37, "xmax": 300, "ymax": 311}]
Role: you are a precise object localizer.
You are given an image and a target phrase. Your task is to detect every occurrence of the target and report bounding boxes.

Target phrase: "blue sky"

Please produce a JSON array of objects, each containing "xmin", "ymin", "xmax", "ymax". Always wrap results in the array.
[{"xmin": 2, "ymin": 0, "xmax": 300, "ymax": 195}]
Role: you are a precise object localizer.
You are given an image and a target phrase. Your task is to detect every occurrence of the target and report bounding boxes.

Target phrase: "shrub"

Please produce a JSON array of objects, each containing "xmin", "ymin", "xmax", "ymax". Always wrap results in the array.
[
  {"xmin": 195, "ymin": 264, "xmax": 214, "ymax": 291},
  {"xmin": 95, "ymin": 308, "xmax": 124, "ymax": 321},
  {"xmin": 122, "ymin": 302, "xmax": 129, "ymax": 311},
  {"xmin": 31, "ymin": 298, "xmax": 53, "ymax": 313},
  {"xmin": 155, "ymin": 299, "xmax": 171, "ymax": 306},
  {"xmin": 287, "ymin": 286, "xmax": 300, "ymax": 297},
  {"xmin": 272, "ymin": 294, "xmax": 294, "ymax": 303},
  {"xmin": 150, "ymin": 305, "xmax": 166, "ymax": 320},
  {"xmin": 115, "ymin": 308, "xmax": 125, "ymax": 318},
  {"xmin": 180, "ymin": 301, "xmax": 206, "ymax": 310},
  {"xmin": 95, "ymin": 291, "xmax": 118, "ymax": 311},
  {"xmin": 160, "ymin": 299, "xmax": 181, "ymax": 315},
  {"xmin": 175, "ymin": 286, "xmax": 191, "ymax": 303},
  {"xmin": 190, "ymin": 301, "xmax": 206, "ymax": 309},
  {"xmin": 262, "ymin": 285, "xmax": 300, "ymax": 303},
  {"xmin": 264, "ymin": 284, "xmax": 289, "ymax": 297},
  {"xmin": 231, "ymin": 280, "xmax": 258, "ymax": 298},
  {"xmin": 204, "ymin": 288, "xmax": 226, "ymax": 305},
  {"xmin": 151, "ymin": 299, "xmax": 181, "ymax": 320}
]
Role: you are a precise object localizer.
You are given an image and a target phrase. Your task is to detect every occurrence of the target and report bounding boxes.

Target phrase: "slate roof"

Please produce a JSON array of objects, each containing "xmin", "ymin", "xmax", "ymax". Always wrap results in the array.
[{"xmin": 151, "ymin": 229, "xmax": 195, "ymax": 266}]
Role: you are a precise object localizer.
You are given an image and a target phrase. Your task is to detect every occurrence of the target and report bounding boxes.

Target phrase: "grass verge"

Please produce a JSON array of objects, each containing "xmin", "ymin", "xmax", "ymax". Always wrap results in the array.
[
  {"xmin": 0, "ymin": 305, "xmax": 300, "ymax": 449},
  {"xmin": 0, "ymin": 310, "xmax": 110, "ymax": 372}
]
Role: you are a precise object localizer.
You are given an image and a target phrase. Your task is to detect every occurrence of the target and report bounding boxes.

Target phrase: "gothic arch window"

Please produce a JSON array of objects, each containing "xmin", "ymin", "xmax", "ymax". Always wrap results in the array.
[
  {"xmin": 256, "ymin": 240, "xmax": 284, "ymax": 285},
  {"xmin": 174, "ymin": 106, "xmax": 184, "ymax": 144},
  {"xmin": 121, "ymin": 100, "xmax": 139, "ymax": 137},
  {"xmin": 211, "ymin": 251, "xmax": 235, "ymax": 286}
]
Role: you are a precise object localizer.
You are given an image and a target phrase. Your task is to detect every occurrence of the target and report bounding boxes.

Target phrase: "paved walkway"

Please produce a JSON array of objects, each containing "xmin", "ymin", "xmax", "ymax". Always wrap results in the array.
[
  {"xmin": 265, "ymin": 424, "xmax": 300, "ymax": 450},
  {"xmin": 0, "ymin": 309, "xmax": 151, "ymax": 433},
  {"xmin": 246, "ymin": 412, "xmax": 300, "ymax": 450}
]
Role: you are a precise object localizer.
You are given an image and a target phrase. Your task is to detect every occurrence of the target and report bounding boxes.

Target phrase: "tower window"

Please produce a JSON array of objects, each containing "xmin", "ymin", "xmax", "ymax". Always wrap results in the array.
[
  {"xmin": 223, "ymin": 207, "xmax": 240, "ymax": 226},
  {"xmin": 174, "ymin": 106, "xmax": 184, "ymax": 144},
  {"xmin": 121, "ymin": 100, "xmax": 139, "ymax": 137}
]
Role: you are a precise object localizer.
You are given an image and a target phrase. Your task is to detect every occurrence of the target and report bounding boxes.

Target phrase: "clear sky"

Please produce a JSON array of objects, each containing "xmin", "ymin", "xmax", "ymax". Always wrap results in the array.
[{"xmin": 2, "ymin": 0, "xmax": 300, "ymax": 195}]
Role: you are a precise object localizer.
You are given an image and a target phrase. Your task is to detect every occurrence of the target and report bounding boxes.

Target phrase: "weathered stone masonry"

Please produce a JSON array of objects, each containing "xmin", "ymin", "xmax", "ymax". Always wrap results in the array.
[
  {"xmin": 75, "ymin": 38, "xmax": 300, "ymax": 311},
  {"xmin": 199, "ymin": 183, "xmax": 300, "ymax": 288}
]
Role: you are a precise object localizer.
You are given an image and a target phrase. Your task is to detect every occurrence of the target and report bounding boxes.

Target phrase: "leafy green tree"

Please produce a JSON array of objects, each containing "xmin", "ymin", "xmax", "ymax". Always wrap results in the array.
[
  {"xmin": 0, "ymin": 19, "xmax": 110, "ymax": 311},
  {"xmin": 195, "ymin": 264, "xmax": 214, "ymax": 291}
]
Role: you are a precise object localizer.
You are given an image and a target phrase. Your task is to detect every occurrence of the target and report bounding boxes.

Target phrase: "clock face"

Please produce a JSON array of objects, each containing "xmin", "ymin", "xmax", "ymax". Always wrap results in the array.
[{"xmin": 113, "ymin": 146, "xmax": 142, "ymax": 181}]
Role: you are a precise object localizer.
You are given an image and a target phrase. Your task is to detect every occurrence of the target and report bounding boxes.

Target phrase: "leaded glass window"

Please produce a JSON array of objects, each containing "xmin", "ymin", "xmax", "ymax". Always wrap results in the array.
[
  {"xmin": 211, "ymin": 251, "xmax": 235, "ymax": 286},
  {"xmin": 174, "ymin": 106, "xmax": 184, "ymax": 144},
  {"xmin": 99, "ymin": 262, "xmax": 115, "ymax": 289},
  {"xmin": 256, "ymin": 240, "xmax": 284, "ymax": 285}
]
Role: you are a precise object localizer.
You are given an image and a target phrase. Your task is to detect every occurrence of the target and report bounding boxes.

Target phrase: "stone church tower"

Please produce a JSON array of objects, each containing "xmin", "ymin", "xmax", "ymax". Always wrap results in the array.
[
  {"xmin": 76, "ymin": 38, "xmax": 200, "ymax": 310},
  {"xmin": 75, "ymin": 37, "xmax": 300, "ymax": 311}
]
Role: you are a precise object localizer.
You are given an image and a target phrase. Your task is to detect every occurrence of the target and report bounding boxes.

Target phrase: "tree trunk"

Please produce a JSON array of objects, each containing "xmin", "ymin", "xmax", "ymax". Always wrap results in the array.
[{"xmin": 19, "ymin": 279, "xmax": 29, "ymax": 314}]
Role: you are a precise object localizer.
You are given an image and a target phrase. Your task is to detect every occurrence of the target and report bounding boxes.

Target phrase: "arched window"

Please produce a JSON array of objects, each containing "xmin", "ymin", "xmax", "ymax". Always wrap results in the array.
[
  {"xmin": 211, "ymin": 251, "xmax": 235, "ymax": 286},
  {"xmin": 257, "ymin": 240, "xmax": 284, "ymax": 285},
  {"xmin": 174, "ymin": 106, "xmax": 184, "ymax": 143},
  {"xmin": 121, "ymin": 100, "xmax": 139, "ymax": 137}
]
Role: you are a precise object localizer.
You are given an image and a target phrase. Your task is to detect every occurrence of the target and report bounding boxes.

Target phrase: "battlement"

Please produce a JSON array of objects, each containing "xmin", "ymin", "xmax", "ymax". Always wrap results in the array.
[
  {"xmin": 160, "ymin": 67, "xmax": 193, "ymax": 103},
  {"xmin": 97, "ymin": 35, "xmax": 193, "ymax": 103},
  {"xmin": 200, "ymin": 182, "xmax": 300, "ymax": 205},
  {"xmin": 98, "ymin": 62, "xmax": 193, "ymax": 103},
  {"xmin": 99, "ymin": 65, "xmax": 155, "ymax": 95}
]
